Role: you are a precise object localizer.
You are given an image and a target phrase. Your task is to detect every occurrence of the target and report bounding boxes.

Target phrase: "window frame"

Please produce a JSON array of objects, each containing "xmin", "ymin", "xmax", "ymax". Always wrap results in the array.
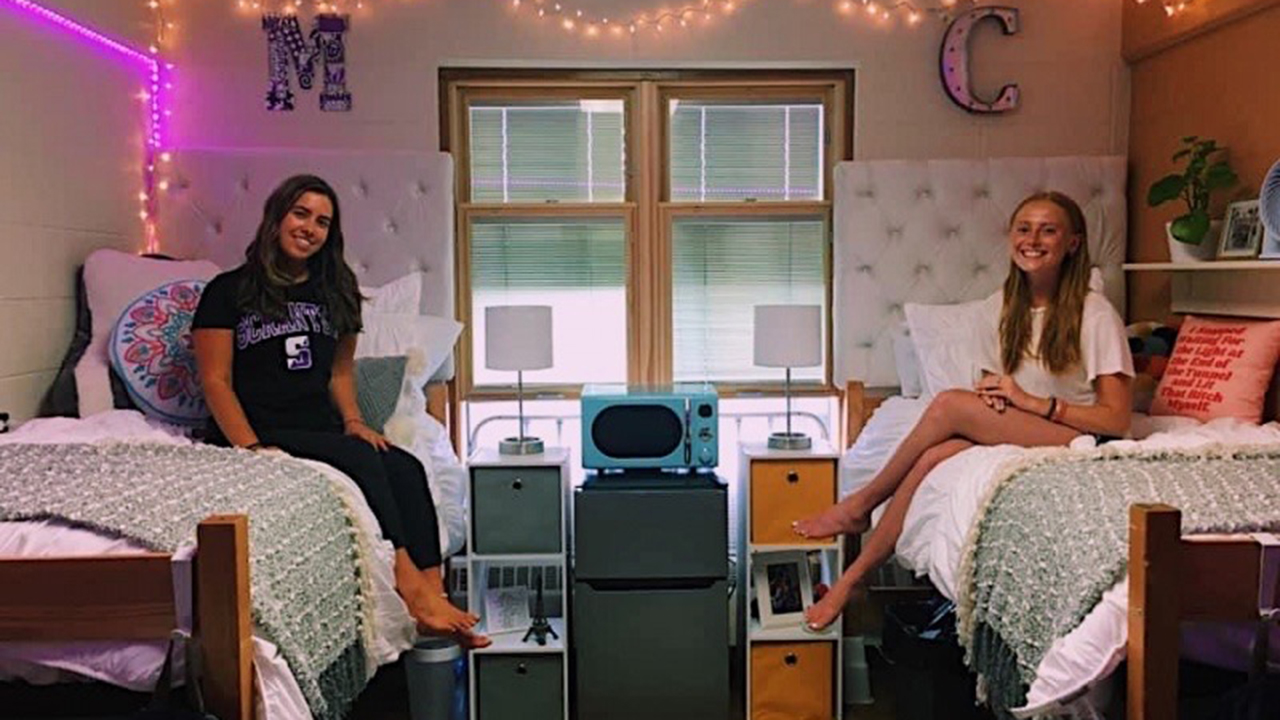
[{"xmin": 441, "ymin": 68, "xmax": 854, "ymax": 401}]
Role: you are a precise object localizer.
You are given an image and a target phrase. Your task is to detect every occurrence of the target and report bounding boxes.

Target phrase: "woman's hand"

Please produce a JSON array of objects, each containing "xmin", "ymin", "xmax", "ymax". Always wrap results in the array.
[
  {"xmin": 975, "ymin": 373, "xmax": 1031, "ymax": 414},
  {"xmin": 345, "ymin": 419, "xmax": 390, "ymax": 451}
]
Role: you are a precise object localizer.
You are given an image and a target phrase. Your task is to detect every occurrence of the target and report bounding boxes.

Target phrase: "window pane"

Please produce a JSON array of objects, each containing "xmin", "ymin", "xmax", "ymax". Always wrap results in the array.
[
  {"xmin": 471, "ymin": 217, "xmax": 627, "ymax": 385},
  {"xmin": 672, "ymin": 216, "xmax": 826, "ymax": 382},
  {"xmin": 669, "ymin": 100, "xmax": 823, "ymax": 202},
  {"xmin": 470, "ymin": 100, "xmax": 626, "ymax": 203}
]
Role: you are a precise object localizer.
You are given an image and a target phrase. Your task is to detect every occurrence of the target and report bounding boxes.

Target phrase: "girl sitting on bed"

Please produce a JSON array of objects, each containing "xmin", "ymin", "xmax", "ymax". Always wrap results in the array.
[
  {"xmin": 793, "ymin": 190, "xmax": 1134, "ymax": 631},
  {"xmin": 192, "ymin": 174, "xmax": 490, "ymax": 648}
]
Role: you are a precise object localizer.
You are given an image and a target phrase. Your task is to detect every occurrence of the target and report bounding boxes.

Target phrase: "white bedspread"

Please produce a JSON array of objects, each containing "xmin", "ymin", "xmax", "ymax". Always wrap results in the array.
[
  {"xmin": 0, "ymin": 410, "xmax": 463, "ymax": 720},
  {"xmin": 843, "ymin": 401, "xmax": 1280, "ymax": 716}
]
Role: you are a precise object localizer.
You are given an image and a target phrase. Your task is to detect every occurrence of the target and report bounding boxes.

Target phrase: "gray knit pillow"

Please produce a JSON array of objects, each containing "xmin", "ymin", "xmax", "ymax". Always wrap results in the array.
[{"xmin": 355, "ymin": 355, "xmax": 408, "ymax": 433}]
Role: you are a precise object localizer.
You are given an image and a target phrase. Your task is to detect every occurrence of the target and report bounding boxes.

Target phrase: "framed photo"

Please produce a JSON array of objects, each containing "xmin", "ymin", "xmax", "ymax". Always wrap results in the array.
[
  {"xmin": 1217, "ymin": 200, "xmax": 1263, "ymax": 259},
  {"xmin": 752, "ymin": 550, "xmax": 814, "ymax": 628}
]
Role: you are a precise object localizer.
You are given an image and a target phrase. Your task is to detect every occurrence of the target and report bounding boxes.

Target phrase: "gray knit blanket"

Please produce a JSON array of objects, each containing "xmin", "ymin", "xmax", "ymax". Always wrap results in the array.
[
  {"xmin": 957, "ymin": 443, "xmax": 1280, "ymax": 713},
  {"xmin": 0, "ymin": 443, "xmax": 369, "ymax": 720}
]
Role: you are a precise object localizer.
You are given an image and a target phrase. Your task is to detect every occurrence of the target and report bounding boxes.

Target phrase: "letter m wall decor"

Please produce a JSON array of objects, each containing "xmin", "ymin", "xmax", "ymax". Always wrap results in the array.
[{"xmin": 262, "ymin": 13, "xmax": 351, "ymax": 112}]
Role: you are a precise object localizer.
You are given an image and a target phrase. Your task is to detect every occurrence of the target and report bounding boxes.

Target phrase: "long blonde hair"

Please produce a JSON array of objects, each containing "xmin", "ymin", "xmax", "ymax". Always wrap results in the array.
[{"xmin": 999, "ymin": 191, "xmax": 1091, "ymax": 375}]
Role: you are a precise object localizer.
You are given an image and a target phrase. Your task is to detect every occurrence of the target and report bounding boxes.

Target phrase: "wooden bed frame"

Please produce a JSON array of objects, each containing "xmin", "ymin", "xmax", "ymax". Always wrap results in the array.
[
  {"xmin": 0, "ymin": 382, "xmax": 454, "ymax": 720},
  {"xmin": 842, "ymin": 380, "xmax": 1279, "ymax": 717}
]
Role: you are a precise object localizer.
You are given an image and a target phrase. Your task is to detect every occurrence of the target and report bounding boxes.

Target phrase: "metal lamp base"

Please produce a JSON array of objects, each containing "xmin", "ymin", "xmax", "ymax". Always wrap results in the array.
[
  {"xmin": 499, "ymin": 436, "xmax": 545, "ymax": 455},
  {"xmin": 767, "ymin": 432, "xmax": 812, "ymax": 450}
]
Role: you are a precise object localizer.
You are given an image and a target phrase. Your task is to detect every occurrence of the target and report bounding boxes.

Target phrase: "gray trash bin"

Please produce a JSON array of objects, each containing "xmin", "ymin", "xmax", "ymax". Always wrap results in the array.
[{"xmin": 405, "ymin": 638, "xmax": 466, "ymax": 720}]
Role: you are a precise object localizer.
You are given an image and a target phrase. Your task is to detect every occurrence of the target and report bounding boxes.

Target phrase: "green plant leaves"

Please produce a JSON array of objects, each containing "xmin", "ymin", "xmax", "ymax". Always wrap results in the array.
[
  {"xmin": 1147, "ymin": 174, "xmax": 1185, "ymax": 206},
  {"xmin": 1171, "ymin": 209, "xmax": 1210, "ymax": 245},
  {"xmin": 1204, "ymin": 161, "xmax": 1238, "ymax": 190}
]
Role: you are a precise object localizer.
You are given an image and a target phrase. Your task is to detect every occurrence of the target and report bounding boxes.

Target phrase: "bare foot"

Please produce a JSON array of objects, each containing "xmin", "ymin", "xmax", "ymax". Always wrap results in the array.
[
  {"xmin": 802, "ymin": 579, "xmax": 866, "ymax": 631},
  {"xmin": 453, "ymin": 628, "xmax": 492, "ymax": 650},
  {"xmin": 792, "ymin": 498, "xmax": 869, "ymax": 540}
]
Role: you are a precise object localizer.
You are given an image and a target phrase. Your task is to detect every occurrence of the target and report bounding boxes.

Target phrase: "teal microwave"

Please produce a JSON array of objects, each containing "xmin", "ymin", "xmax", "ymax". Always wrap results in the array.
[{"xmin": 580, "ymin": 384, "xmax": 718, "ymax": 471}]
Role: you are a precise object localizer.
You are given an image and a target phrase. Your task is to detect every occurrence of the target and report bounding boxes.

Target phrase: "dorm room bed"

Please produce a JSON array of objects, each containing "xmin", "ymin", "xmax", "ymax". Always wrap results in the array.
[
  {"xmin": 0, "ymin": 150, "xmax": 464, "ymax": 720},
  {"xmin": 833, "ymin": 156, "xmax": 1280, "ymax": 717}
]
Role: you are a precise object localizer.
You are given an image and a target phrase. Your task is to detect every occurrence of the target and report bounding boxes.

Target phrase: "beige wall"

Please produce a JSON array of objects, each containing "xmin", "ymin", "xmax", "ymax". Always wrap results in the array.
[
  {"xmin": 1126, "ymin": 0, "xmax": 1280, "ymax": 322},
  {"xmin": 0, "ymin": 0, "xmax": 151, "ymax": 420},
  {"xmin": 169, "ymin": 0, "xmax": 1128, "ymax": 159}
]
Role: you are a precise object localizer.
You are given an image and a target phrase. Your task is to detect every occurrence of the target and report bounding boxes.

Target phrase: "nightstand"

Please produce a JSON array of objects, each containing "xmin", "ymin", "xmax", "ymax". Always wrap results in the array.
[
  {"xmin": 738, "ymin": 442, "xmax": 843, "ymax": 720},
  {"xmin": 466, "ymin": 447, "xmax": 571, "ymax": 720}
]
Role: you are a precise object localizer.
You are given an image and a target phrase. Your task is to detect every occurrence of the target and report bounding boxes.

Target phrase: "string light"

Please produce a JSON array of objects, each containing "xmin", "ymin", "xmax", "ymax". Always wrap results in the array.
[{"xmin": 2, "ymin": 0, "xmax": 174, "ymax": 253}]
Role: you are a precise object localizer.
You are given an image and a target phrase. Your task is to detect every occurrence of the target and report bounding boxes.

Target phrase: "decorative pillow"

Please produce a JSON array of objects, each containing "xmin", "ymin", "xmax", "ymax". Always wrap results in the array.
[
  {"xmin": 360, "ymin": 272, "xmax": 424, "ymax": 317},
  {"xmin": 77, "ymin": 249, "xmax": 220, "ymax": 417},
  {"xmin": 108, "ymin": 280, "xmax": 210, "ymax": 426},
  {"xmin": 1127, "ymin": 321, "xmax": 1180, "ymax": 413},
  {"xmin": 356, "ymin": 313, "xmax": 463, "ymax": 381},
  {"xmin": 1150, "ymin": 315, "xmax": 1280, "ymax": 423},
  {"xmin": 890, "ymin": 322, "xmax": 924, "ymax": 398},
  {"xmin": 38, "ymin": 266, "xmax": 93, "ymax": 417},
  {"xmin": 904, "ymin": 293, "xmax": 1002, "ymax": 398},
  {"xmin": 355, "ymin": 355, "xmax": 408, "ymax": 433}
]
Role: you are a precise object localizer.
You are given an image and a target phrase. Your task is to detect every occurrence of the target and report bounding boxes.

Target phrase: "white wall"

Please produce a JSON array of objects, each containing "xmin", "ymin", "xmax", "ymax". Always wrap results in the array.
[
  {"xmin": 0, "ymin": 0, "xmax": 152, "ymax": 421},
  {"xmin": 169, "ymin": 0, "xmax": 1128, "ymax": 157}
]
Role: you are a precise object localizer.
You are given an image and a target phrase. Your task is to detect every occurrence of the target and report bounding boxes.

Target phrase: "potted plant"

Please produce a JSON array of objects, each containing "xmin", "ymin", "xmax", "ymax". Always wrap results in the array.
[{"xmin": 1147, "ymin": 136, "xmax": 1239, "ymax": 262}]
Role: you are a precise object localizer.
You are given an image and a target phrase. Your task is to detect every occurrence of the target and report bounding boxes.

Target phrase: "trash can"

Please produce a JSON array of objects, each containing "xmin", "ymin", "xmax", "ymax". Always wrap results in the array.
[
  {"xmin": 405, "ymin": 638, "xmax": 466, "ymax": 720},
  {"xmin": 882, "ymin": 597, "xmax": 986, "ymax": 720}
]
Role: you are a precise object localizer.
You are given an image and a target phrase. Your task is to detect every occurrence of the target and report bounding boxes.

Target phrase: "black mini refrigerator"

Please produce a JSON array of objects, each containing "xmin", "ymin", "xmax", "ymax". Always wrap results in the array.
[{"xmin": 572, "ymin": 473, "xmax": 729, "ymax": 720}]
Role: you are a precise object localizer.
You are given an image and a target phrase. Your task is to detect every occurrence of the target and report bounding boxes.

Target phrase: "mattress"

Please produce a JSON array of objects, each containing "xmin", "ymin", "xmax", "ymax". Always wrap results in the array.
[
  {"xmin": 0, "ymin": 409, "xmax": 468, "ymax": 720},
  {"xmin": 842, "ymin": 399, "xmax": 1280, "ymax": 716}
]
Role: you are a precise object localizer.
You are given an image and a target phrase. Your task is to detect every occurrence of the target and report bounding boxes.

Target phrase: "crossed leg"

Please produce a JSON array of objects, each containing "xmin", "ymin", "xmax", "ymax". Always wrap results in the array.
[{"xmin": 795, "ymin": 390, "xmax": 1081, "ymax": 630}]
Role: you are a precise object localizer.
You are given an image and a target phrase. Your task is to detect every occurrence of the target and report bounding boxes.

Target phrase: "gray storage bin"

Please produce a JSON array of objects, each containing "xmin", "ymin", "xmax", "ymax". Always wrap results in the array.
[
  {"xmin": 472, "ymin": 467, "xmax": 561, "ymax": 554},
  {"xmin": 475, "ymin": 654, "xmax": 563, "ymax": 720},
  {"xmin": 405, "ymin": 639, "xmax": 466, "ymax": 720}
]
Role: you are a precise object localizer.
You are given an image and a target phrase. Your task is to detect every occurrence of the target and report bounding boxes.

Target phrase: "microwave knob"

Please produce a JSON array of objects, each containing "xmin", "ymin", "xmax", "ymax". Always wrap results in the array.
[
  {"xmin": 697, "ymin": 403, "xmax": 713, "ymax": 418},
  {"xmin": 698, "ymin": 427, "xmax": 714, "ymax": 441},
  {"xmin": 699, "ymin": 446, "xmax": 714, "ymax": 465}
]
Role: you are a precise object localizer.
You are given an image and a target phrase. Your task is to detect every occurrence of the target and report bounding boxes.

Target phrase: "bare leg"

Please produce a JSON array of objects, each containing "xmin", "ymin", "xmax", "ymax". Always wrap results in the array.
[
  {"xmin": 804, "ymin": 438, "xmax": 972, "ymax": 630},
  {"xmin": 794, "ymin": 390, "xmax": 1080, "ymax": 539}
]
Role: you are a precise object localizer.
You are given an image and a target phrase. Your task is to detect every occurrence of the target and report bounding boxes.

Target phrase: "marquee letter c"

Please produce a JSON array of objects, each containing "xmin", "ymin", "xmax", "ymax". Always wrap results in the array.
[{"xmin": 940, "ymin": 7, "xmax": 1020, "ymax": 114}]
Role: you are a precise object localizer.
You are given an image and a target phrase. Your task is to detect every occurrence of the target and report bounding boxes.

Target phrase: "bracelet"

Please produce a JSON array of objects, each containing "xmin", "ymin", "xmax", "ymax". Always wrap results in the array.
[
  {"xmin": 1044, "ymin": 396, "xmax": 1057, "ymax": 420},
  {"xmin": 343, "ymin": 417, "xmax": 365, "ymax": 428}
]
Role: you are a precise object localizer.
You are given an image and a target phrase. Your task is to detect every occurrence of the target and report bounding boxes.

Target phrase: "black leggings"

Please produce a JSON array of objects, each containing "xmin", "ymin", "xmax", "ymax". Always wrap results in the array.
[{"xmin": 255, "ymin": 429, "xmax": 443, "ymax": 569}]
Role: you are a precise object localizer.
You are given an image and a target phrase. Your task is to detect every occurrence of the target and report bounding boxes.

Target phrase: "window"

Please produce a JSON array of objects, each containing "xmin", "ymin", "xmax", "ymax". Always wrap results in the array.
[{"xmin": 444, "ymin": 71, "xmax": 851, "ymax": 402}]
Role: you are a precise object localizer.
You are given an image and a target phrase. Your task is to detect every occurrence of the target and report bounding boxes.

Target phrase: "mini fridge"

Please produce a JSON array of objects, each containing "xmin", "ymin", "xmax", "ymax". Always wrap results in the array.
[{"xmin": 572, "ymin": 472, "xmax": 729, "ymax": 720}]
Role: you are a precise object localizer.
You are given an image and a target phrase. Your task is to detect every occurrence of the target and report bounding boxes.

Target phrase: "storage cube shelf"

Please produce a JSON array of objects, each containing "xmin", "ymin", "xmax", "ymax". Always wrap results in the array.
[
  {"xmin": 738, "ymin": 443, "xmax": 844, "ymax": 720},
  {"xmin": 466, "ymin": 448, "xmax": 571, "ymax": 720}
]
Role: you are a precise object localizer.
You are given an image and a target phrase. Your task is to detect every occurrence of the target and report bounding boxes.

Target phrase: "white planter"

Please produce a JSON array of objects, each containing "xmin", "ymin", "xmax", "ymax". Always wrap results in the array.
[{"xmin": 1166, "ymin": 220, "xmax": 1220, "ymax": 263}]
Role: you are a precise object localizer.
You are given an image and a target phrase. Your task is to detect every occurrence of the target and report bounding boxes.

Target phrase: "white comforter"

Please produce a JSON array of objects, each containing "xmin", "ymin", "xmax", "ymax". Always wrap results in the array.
[
  {"xmin": 0, "ymin": 410, "xmax": 467, "ymax": 720},
  {"xmin": 843, "ymin": 398, "xmax": 1280, "ymax": 716}
]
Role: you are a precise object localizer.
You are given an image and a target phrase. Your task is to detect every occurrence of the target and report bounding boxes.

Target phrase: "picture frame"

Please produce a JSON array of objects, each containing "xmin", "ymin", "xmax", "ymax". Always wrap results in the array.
[
  {"xmin": 752, "ymin": 550, "xmax": 814, "ymax": 628},
  {"xmin": 1217, "ymin": 200, "xmax": 1263, "ymax": 259}
]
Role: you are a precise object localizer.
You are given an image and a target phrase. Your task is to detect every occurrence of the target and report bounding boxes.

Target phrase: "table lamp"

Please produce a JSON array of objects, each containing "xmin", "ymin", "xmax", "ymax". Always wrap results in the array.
[
  {"xmin": 485, "ymin": 305, "xmax": 553, "ymax": 455},
  {"xmin": 753, "ymin": 304, "xmax": 821, "ymax": 450}
]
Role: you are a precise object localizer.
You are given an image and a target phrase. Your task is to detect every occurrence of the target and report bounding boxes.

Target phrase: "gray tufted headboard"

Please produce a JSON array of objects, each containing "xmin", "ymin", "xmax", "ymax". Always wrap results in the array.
[
  {"xmin": 834, "ymin": 156, "xmax": 1127, "ymax": 388},
  {"xmin": 157, "ymin": 148, "xmax": 456, "ymax": 379}
]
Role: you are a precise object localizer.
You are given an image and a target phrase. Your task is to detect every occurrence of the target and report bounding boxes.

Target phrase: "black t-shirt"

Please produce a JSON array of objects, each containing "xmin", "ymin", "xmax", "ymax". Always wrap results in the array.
[{"xmin": 193, "ymin": 266, "xmax": 341, "ymax": 433}]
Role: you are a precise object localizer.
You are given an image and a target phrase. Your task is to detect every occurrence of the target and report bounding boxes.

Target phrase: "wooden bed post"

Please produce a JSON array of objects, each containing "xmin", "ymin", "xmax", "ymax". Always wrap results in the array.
[
  {"xmin": 1128, "ymin": 504, "xmax": 1181, "ymax": 720},
  {"xmin": 197, "ymin": 515, "xmax": 253, "ymax": 720}
]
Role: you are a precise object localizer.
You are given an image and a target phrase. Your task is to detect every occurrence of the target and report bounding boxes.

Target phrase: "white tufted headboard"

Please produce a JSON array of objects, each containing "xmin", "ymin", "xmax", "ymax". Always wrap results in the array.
[
  {"xmin": 834, "ymin": 156, "xmax": 1127, "ymax": 388},
  {"xmin": 157, "ymin": 148, "xmax": 456, "ymax": 379}
]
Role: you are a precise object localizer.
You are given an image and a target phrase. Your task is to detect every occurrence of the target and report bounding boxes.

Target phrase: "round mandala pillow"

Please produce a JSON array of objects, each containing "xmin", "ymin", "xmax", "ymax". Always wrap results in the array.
[{"xmin": 109, "ymin": 279, "xmax": 210, "ymax": 426}]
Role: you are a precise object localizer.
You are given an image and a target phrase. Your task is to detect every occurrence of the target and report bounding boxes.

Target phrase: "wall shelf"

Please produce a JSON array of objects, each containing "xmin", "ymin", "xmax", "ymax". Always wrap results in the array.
[{"xmin": 1124, "ymin": 261, "xmax": 1280, "ymax": 271}]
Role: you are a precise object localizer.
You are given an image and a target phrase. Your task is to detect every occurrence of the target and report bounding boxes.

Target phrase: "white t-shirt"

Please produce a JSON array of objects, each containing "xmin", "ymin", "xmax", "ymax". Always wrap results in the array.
[{"xmin": 1010, "ymin": 291, "xmax": 1135, "ymax": 405}]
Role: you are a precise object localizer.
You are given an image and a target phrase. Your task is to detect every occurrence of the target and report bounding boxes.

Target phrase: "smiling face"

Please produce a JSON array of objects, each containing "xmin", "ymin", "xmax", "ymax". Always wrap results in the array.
[
  {"xmin": 1007, "ymin": 199, "xmax": 1081, "ymax": 280},
  {"xmin": 275, "ymin": 191, "xmax": 333, "ymax": 272}
]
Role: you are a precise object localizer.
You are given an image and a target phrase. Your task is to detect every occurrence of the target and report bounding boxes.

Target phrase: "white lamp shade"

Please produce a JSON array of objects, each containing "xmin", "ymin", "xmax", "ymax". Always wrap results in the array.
[
  {"xmin": 485, "ymin": 305, "xmax": 553, "ymax": 371},
  {"xmin": 753, "ymin": 304, "xmax": 822, "ymax": 368}
]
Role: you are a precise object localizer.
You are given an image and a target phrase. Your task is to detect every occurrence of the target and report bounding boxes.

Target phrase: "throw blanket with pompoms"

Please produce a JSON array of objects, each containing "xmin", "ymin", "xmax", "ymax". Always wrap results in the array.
[
  {"xmin": 957, "ymin": 443, "xmax": 1280, "ymax": 712},
  {"xmin": 0, "ymin": 443, "xmax": 370, "ymax": 720}
]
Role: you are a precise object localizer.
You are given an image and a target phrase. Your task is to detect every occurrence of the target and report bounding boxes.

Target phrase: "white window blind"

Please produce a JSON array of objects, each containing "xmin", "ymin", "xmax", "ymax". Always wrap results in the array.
[
  {"xmin": 469, "ymin": 100, "xmax": 625, "ymax": 203},
  {"xmin": 672, "ymin": 217, "xmax": 826, "ymax": 382},
  {"xmin": 669, "ymin": 101, "xmax": 823, "ymax": 202},
  {"xmin": 471, "ymin": 217, "xmax": 627, "ymax": 386}
]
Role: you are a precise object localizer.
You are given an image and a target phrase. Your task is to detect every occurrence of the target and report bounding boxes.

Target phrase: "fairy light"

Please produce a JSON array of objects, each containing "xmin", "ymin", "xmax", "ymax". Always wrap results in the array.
[{"xmin": 2, "ymin": 0, "xmax": 174, "ymax": 253}]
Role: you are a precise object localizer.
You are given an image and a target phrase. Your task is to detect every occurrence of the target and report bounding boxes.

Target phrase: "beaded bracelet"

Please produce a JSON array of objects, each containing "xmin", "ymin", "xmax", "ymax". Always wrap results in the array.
[{"xmin": 1044, "ymin": 396, "xmax": 1057, "ymax": 420}]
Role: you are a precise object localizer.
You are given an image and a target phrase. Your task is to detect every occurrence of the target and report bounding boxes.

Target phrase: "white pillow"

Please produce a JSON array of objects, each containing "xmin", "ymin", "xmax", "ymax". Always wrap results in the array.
[
  {"xmin": 76, "ymin": 249, "xmax": 221, "ymax": 417},
  {"xmin": 890, "ymin": 322, "xmax": 924, "ymax": 398},
  {"xmin": 360, "ymin": 272, "xmax": 424, "ymax": 317},
  {"xmin": 904, "ymin": 292, "xmax": 1001, "ymax": 398},
  {"xmin": 356, "ymin": 313, "xmax": 462, "ymax": 381}
]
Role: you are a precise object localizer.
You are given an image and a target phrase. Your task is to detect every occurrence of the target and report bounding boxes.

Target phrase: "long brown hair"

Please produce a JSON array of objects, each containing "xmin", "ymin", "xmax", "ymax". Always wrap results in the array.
[
  {"xmin": 236, "ymin": 174, "xmax": 363, "ymax": 335},
  {"xmin": 999, "ymin": 191, "xmax": 1091, "ymax": 375}
]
